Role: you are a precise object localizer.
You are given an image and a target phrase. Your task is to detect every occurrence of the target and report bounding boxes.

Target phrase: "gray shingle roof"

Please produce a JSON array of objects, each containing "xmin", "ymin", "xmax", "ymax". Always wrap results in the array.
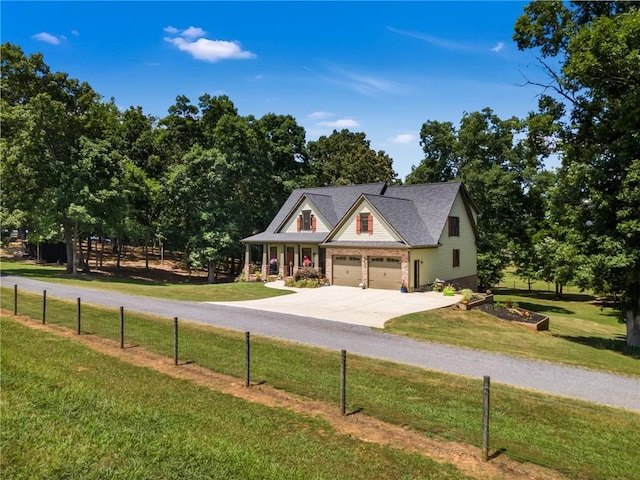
[
  {"xmin": 242, "ymin": 232, "xmax": 329, "ymax": 243},
  {"xmin": 242, "ymin": 181, "xmax": 478, "ymax": 246},
  {"xmin": 365, "ymin": 194, "xmax": 433, "ymax": 245},
  {"xmin": 383, "ymin": 182, "xmax": 467, "ymax": 246}
]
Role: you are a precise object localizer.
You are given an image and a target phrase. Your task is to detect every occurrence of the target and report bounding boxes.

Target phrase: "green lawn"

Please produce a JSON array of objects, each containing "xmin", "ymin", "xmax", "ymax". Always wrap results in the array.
[
  {"xmin": 385, "ymin": 288, "xmax": 638, "ymax": 378},
  {"xmin": 0, "ymin": 259, "xmax": 291, "ymax": 301},
  {"xmin": 1, "ymin": 317, "xmax": 469, "ymax": 480},
  {"xmin": 4, "ymin": 288, "xmax": 640, "ymax": 480}
]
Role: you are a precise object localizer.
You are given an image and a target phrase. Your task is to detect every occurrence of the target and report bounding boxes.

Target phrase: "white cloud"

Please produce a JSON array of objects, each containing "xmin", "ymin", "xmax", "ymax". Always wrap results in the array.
[
  {"xmin": 164, "ymin": 26, "xmax": 255, "ymax": 63},
  {"xmin": 165, "ymin": 36, "xmax": 256, "ymax": 63},
  {"xmin": 317, "ymin": 119, "xmax": 360, "ymax": 128},
  {"xmin": 71, "ymin": 30, "xmax": 80, "ymax": 36},
  {"xmin": 491, "ymin": 42, "xmax": 505, "ymax": 53},
  {"xmin": 308, "ymin": 111, "xmax": 333, "ymax": 120},
  {"xmin": 32, "ymin": 32, "xmax": 61, "ymax": 45},
  {"xmin": 391, "ymin": 133, "xmax": 416, "ymax": 144},
  {"xmin": 181, "ymin": 26, "xmax": 206, "ymax": 39}
]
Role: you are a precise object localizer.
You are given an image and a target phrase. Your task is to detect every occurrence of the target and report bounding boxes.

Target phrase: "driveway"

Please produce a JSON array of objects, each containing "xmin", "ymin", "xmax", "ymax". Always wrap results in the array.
[
  {"xmin": 4, "ymin": 274, "xmax": 640, "ymax": 410},
  {"xmin": 210, "ymin": 282, "xmax": 462, "ymax": 327}
]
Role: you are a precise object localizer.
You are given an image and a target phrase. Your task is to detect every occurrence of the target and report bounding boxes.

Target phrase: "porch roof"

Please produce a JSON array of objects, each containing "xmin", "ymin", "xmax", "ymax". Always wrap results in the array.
[{"xmin": 241, "ymin": 232, "xmax": 328, "ymax": 244}]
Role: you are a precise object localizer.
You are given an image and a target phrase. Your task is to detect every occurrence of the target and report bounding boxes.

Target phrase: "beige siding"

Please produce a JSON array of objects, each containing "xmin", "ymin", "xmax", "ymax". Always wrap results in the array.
[
  {"xmin": 281, "ymin": 200, "xmax": 331, "ymax": 233},
  {"xmin": 409, "ymin": 192, "xmax": 477, "ymax": 286},
  {"xmin": 332, "ymin": 202, "xmax": 401, "ymax": 242},
  {"xmin": 433, "ymin": 192, "xmax": 477, "ymax": 281}
]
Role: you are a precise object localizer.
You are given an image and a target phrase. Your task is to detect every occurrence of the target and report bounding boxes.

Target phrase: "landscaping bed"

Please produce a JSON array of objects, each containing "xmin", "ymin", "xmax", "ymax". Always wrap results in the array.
[{"xmin": 476, "ymin": 303, "xmax": 549, "ymax": 331}]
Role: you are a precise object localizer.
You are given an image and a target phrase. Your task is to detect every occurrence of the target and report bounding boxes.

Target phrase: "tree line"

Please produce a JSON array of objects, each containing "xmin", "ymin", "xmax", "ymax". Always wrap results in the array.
[{"xmin": 1, "ymin": 1, "xmax": 638, "ymax": 346}]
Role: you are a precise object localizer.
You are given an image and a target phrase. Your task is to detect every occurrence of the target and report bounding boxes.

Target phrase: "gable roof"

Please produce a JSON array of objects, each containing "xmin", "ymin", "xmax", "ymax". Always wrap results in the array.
[
  {"xmin": 242, "ymin": 181, "xmax": 479, "ymax": 246},
  {"xmin": 242, "ymin": 183, "xmax": 386, "ymax": 243}
]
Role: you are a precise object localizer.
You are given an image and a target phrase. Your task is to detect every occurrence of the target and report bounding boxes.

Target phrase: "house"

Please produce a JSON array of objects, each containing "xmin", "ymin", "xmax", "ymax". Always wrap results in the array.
[{"xmin": 241, "ymin": 182, "xmax": 479, "ymax": 291}]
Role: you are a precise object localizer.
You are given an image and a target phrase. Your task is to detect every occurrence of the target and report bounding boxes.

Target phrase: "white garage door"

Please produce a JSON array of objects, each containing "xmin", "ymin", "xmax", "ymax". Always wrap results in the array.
[
  {"xmin": 332, "ymin": 255, "xmax": 362, "ymax": 287},
  {"xmin": 368, "ymin": 256, "xmax": 401, "ymax": 290}
]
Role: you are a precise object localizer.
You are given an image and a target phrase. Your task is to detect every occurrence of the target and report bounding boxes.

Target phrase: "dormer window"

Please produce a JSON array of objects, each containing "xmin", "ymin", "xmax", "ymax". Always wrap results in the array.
[
  {"xmin": 356, "ymin": 213, "xmax": 373, "ymax": 234},
  {"xmin": 302, "ymin": 210, "xmax": 312, "ymax": 230},
  {"xmin": 360, "ymin": 214, "xmax": 369, "ymax": 233},
  {"xmin": 296, "ymin": 210, "xmax": 316, "ymax": 231}
]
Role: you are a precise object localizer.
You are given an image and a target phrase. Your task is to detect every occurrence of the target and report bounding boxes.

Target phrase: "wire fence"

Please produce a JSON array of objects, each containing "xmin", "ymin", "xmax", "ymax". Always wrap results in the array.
[{"xmin": 3, "ymin": 285, "xmax": 639, "ymax": 480}]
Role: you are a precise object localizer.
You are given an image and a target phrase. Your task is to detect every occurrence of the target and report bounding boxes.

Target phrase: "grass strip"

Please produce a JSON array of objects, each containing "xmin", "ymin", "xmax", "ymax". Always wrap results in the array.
[
  {"xmin": 3, "ymin": 287, "xmax": 640, "ymax": 480},
  {"xmin": 385, "ymin": 306, "xmax": 639, "ymax": 378},
  {"xmin": 1, "ymin": 316, "xmax": 469, "ymax": 480},
  {"xmin": 0, "ymin": 260, "xmax": 291, "ymax": 301}
]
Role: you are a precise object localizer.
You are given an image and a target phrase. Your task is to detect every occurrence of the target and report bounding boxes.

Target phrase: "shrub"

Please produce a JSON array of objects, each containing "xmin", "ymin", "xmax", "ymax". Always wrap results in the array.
[
  {"xmin": 235, "ymin": 272, "xmax": 246, "ymax": 283},
  {"xmin": 460, "ymin": 288, "xmax": 474, "ymax": 302},
  {"xmin": 287, "ymin": 278, "xmax": 319, "ymax": 288},
  {"xmin": 294, "ymin": 266, "xmax": 319, "ymax": 281}
]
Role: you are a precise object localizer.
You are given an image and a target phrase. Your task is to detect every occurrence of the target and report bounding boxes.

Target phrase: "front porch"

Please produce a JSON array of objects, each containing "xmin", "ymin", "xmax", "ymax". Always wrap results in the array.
[{"xmin": 243, "ymin": 243, "xmax": 325, "ymax": 280}]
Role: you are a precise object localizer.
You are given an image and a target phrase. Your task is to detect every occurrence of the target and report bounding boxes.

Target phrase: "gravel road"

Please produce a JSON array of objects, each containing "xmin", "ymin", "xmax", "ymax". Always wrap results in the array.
[{"xmin": 3, "ymin": 274, "xmax": 639, "ymax": 411}]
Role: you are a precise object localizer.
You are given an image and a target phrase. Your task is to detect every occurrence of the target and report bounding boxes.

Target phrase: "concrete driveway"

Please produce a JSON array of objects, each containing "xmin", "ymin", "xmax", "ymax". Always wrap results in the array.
[{"xmin": 210, "ymin": 281, "xmax": 461, "ymax": 327}]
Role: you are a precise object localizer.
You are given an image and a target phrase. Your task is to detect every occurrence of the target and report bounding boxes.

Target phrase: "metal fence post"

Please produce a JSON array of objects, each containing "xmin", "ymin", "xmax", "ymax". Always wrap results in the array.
[
  {"xmin": 119, "ymin": 306, "xmax": 124, "ymax": 349},
  {"xmin": 245, "ymin": 332, "xmax": 251, "ymax": 387},
  {"xmin": 482, "ymin": 375, "xmax": 491, "ymax": 461},
  {"xmin": 42, "ymin": 290, "xmax": 47, "ymax": 324},
  {"xmin": 341, "ymin": 349, "xmax": 347, "ymax": 416},
  {"xmin": 174, "ymin": 317, "xmax": 179, "ymax": 365},
  {"xmin": 76, "ymin": 298, "xmax": 81, "ymax": 334}
]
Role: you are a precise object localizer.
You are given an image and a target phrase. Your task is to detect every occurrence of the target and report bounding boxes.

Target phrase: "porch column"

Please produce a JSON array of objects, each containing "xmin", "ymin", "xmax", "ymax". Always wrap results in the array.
[
  {"xmin": 244, "ymin": 244, "xmax": 250, "ymax": 279},
  {"xmin": 313, "ymin": 248, "xmax": 320, "ymax": 275},
  {"xmin": 261, "ymin": 244, "xmax": 268, "ymax": 278},
  {"xmin": 294, "ymin": 248, "xmax": 299, "ymax": 276},
  {"xmin": 280, "ymin": 244, "xmax": 285, "ymax": 278}
]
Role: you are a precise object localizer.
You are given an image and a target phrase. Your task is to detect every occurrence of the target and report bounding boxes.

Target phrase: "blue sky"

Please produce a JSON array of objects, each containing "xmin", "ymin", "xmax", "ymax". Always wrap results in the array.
[{"xmin": 2, "ymin": 1, "xmax": 549, "ymax": 178}]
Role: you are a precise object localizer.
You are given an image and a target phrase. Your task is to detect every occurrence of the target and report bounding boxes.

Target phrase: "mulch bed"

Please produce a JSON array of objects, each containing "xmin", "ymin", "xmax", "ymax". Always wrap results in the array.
[{"xmin": 476, "ymin": 303, "xmax": 548, "ymax": 326}]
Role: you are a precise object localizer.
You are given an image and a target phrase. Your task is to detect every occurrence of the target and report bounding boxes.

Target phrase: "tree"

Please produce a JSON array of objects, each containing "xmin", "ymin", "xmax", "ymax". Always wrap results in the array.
[
  {"xmin": 405, "ymin": 120, "xmax": 458, "ymax": 184},
  {"xmin": 161, "ymin": 145, "xmax": 235, "ymax": 283},
  {"xmin": 514, "ymin": 1, "xmax": 640, "ymax": 347},
  {"xmin": 306, "ymin": 129, "xmax": 397, "ymax": 186},
  {"xmin": 1, "ymin": 43, "xmax": 120, "ymax": 273},
  {"xmin": 254, "ymin": 112, "xmax": 308, "ymax": 208},
  {"xmin": 409, "ymin": 108, "xmax": 535, "ymax": 289}
]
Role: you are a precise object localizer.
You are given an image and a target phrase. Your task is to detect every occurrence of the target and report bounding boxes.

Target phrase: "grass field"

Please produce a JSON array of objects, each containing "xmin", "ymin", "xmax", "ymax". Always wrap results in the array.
[
  {"xmin": 1, "ymin": 317, "xmax": 471, "ymax": 480},
  {"xmin": 3, "ymin": 288, "xmax": 640, "ymax": 480},
  {"xmin": 0, "ymin": 260, "xmax": 291, "ymax": 301}
]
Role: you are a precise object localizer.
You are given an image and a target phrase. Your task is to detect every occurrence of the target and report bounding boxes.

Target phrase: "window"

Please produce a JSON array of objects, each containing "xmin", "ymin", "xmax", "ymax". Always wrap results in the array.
[
  {"xmin": 360, "ymin": 214, "xmax": 368, "ymax": 233},
  {"xmin": 356, "ymin": 213, "xmax": 373, "ymax": 234},
  {"xmin": 448, "ymin": 216, "xmax": 460, "ymax": 237},
  {"xmin": 453, "ymin": 249, "xmax": 460, "ymax": 268},
  {"xmin": 301, "ymin": 247, "xmax": 312, "ymax": 267},
  {"xmin": 301, "ymin": 210, "xmax": 312, "ymax": 231}
]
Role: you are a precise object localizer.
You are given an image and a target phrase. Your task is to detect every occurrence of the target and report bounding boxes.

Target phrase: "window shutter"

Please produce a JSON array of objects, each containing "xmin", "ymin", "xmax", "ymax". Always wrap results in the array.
[
  {"xmin": 312, "ymin": 215, "xmax": 317, "ymax": 232},
  {"xmin": 368, "ymin": 214, "xmax": 373, "ymax": 234},
  {"xmin": 296, "ymin": 216, "xmax": 301, "ymax": 232},
  {"xmin": 356, "ymin": 214, "xmax": 361, "ymax": 234}
]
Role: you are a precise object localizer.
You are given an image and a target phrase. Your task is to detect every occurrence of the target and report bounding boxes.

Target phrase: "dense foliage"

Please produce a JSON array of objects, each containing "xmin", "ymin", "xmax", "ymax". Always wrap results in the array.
[{"xmin": 2, "ymin": 1, "xmax": 638, "ymax": 346}]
